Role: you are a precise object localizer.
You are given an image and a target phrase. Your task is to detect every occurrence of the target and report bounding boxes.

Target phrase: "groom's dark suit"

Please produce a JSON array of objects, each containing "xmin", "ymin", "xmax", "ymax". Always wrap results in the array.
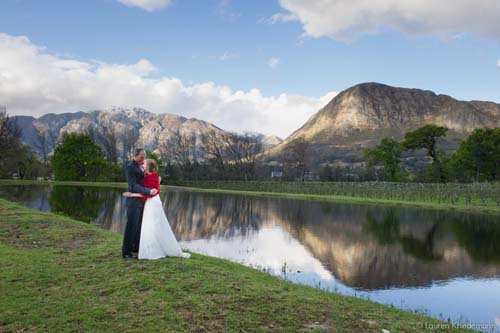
[{"xmin": 122, "ymin": 160, "xmax": 152, "ymax": 256}]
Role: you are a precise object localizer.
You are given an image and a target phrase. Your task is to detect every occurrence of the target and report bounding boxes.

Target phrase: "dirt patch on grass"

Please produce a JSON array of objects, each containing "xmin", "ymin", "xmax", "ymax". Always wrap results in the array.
[
  {"xmin": 58, "ymin": 229, "xmax": 100, "ymax": 250},
  {"xmin": 0, "ymin": 219, "xmax": 101, "ymax": 251},
  {"xmin": 0, "ymin": 324, "xmax": 40, "ymax": 332},
  {"xmin": 299, "ymin": 322, "xmax": 331, "ymax": 332},
  {"xmin": 173, "ymin": 305, "xmax": 227, "ymax": 332}
]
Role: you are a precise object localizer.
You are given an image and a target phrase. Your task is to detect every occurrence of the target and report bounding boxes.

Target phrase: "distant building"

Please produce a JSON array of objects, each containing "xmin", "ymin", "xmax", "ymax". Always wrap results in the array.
[
  {"xmin": 270, "ymin": 171, "xmax": 283, "ymax": 180},
  {"xmin": 296, "ymin": 171, "xmax": 320, "ymax": 181},
  {"xmin": 0, "ymin": 105, "xmax": 6, "ymax": 114}
]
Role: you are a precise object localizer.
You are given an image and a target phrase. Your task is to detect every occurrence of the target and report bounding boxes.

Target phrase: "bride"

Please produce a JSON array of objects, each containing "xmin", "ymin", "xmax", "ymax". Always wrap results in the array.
[{"xmin": 123, "ymin": 159, "xmax": 191, "ymax": 260}]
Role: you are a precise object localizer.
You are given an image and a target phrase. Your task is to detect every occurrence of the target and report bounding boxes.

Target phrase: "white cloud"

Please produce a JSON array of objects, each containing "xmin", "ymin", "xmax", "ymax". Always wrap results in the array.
[
  {"xmin": 277, "ymin": 0, "xmax": 500, "ymax": 42},
  {"xmin": 116, "ymin": 0, "xmax": 172, "ymax": 11},
  {"xmin": 268, "ymin": 57, "xmax": 282, "ymax": 69},
  {"xmin": 258, "ymin": 12, "xmax": 298, "ymax": 25},
  {"xmin": 270, "ymin": 13, "xmax": 299, "ymax": 24},
  {"xmin": 0, "ymin": 33, "xmax": 336, "ymax": 138}
]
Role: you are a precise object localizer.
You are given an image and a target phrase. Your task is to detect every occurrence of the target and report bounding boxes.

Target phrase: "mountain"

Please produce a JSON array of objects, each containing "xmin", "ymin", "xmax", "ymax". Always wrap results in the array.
[
  {"xmin": 58, "ymin": 107, "xmax": 227, "ymax": 159},
  {"xmin": 9, "ymin": 111, "xmax": 87, "ymax": 148},
  {"xmin": 264, "ymin": 82, "xmax": 500, "ymax": 167},
  {"xmin": 241, "ymin": 132, "xmax": 283, "ymax": 150},
  {"xmin": 10, "ymin": 82, "xmax": 499, "ymax": 168},
  {"xmin": 10, "ymin": 107, "xmax": 282, "ymax": 159},
  {"xmin": 260, "ymin": 134, "xmax": 283, "ymax": 150}
]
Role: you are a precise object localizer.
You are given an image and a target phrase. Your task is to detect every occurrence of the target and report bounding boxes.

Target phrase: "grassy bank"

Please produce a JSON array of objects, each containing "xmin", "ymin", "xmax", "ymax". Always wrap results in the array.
[
  {"xmin": 1, "ymin": 179, "xmax": 500, "ymax": 215},
  {"xmin": 172, "ymin": 180, "xmax": 500, "ymax": 213},
  {"xmin": 0, "ymin": 198, "xmax": 475, "ymax": 332}
]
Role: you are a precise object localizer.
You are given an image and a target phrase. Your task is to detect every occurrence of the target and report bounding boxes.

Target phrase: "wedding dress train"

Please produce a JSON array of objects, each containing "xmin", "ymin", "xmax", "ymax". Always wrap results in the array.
[{"xmin": 139, "ymin": 195, "xmax": 191, "ymax": 260}]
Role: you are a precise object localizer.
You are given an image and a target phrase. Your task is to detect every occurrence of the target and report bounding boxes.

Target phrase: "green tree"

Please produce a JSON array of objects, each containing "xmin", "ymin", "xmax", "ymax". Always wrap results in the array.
[
  {"xmin": 449, "ymin": 127, "xmax": 500, "ymax": 182},
  {"xmin": 403, "ymin": 124, "xmax": 448, "ymax": 182},
  {"xmin": 163, "ymin": 162, "xmax": 180, "ymax": 183},
  {"xmin": 51, "ymin": 134, "xmax": 108, "ymax": 181},
  {"xmin": 363, "ymin": 138, "xmax": 406, "ymax": 181},
  {"xmin": 146, "ymin": 149, "xmax": 164, "ymax": 173},
  {"xmin": 403, "ymin": 124, "xmax": 448, "ymax": 162}
]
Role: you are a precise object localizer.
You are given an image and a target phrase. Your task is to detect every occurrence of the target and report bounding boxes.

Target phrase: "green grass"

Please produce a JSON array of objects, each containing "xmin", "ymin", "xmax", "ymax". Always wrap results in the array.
[
  {"xmin": 166, "ymin": 184, "xmax": 500, "ymax": 215},
  {"xmin": 0, "ymin": 198, "xmax": 476, "ymax": 332},
  {"xmin": 172, "ymin": 181, "xmax": 500, "ymax": 212}
]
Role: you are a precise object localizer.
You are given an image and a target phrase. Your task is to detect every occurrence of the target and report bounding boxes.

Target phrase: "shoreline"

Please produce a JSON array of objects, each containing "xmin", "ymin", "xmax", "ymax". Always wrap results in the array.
[
  {"xmin": 1, "ymin": 179, "xmax": 499, "ymax": 215},
  {"xmin": 0, "ymin": 198, "xmax": 477, "ymax": 332}
]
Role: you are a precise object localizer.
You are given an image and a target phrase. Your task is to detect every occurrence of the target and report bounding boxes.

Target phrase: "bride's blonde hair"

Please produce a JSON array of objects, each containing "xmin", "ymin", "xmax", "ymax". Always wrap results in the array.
[{"xmin": 145, "ymin": 159, "xmax": 158, "ymax": 173}]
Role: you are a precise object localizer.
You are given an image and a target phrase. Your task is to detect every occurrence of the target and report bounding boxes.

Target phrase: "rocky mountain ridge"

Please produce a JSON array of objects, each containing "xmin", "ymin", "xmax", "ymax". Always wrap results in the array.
[
  {"xmin": 264, "ymin": 82, "xmax": 500, "ymax": 166},
  {"xmin": 10, "ymin": 107, "xmax": 283, "ymax": 159}
]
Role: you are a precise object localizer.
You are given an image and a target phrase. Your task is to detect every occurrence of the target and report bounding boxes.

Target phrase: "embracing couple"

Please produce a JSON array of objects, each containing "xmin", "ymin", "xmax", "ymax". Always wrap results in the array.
[{"xmin": 121, "ymin": 147, "xmax": 191, "ymax": 260}]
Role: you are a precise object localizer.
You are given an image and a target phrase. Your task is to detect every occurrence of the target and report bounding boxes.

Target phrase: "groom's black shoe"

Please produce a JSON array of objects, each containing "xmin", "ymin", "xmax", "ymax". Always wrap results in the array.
[{"xmin": 122, "ymin": 253, "xmax": 137, "ymax": 259}]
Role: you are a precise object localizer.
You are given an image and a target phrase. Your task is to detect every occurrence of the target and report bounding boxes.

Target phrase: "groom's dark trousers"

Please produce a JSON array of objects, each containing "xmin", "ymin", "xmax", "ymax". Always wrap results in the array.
[{"xmin": 122, "ymin": 160, "xmax": 152, "ymax": 256}]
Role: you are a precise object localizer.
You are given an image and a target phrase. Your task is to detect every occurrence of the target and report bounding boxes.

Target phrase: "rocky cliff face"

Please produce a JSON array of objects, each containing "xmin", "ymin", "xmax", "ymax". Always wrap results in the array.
[
  {"xmin": 10, "ymin": 112, "xmax": 87, "ymax": 150},
  {"xmin": 265, "ymin": 82, "xmax": 500, "ymax": 165},
  {"xmin": 58, "ymin": 107, "xmax": 227, "ymax": 154},
  {"xmin": 11, "ymin": 107, "xmax": 282, "ymax": 159}
]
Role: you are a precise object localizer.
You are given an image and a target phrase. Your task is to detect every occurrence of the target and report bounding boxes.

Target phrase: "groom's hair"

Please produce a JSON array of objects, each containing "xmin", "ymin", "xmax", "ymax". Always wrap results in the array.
[{"xmin": 133, "ymin": 148, "xmax": 145, "ymax": 157}]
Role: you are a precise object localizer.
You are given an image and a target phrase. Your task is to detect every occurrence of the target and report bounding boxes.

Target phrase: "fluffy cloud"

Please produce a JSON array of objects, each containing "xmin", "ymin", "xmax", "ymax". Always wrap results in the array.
[
  {"xmin": 116, "ymin": 0, "xmax": 172, "ymax": 11},
  {"xmin": 0, "ymin": 33, "xmax": 336, "ymax": 138},
  {"xmin": 277, "ymin": 0, "xmax": 500, "ymax": 41}
]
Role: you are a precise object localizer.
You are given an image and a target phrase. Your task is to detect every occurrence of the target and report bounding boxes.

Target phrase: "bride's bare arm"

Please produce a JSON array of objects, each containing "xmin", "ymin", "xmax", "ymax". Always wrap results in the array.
[{"xmin": 122, "ymin": 192, "xmax": 143, "ymax": 198}]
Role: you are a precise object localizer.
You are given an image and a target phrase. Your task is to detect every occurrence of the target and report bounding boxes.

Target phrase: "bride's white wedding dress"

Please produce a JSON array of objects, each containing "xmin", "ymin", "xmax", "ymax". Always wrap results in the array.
[{"xmin": 139, "ymin": 195, "xmax": 191, "ymax": 260}]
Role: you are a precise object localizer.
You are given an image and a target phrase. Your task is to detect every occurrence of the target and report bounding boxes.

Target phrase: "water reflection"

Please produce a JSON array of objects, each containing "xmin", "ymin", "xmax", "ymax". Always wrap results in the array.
[{"xmin": 1, "ymin": 185, "xmax": 499, "ymax": 330}]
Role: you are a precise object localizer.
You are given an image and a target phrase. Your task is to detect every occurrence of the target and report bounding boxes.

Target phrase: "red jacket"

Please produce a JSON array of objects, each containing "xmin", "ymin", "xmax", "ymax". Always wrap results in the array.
[{"xmin": 140, "ymin": 172, "xmax": 160, "ymax": 202}]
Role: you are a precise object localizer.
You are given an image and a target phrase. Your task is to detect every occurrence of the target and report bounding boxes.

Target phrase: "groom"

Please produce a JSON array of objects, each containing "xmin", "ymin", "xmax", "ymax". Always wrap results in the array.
[{"xmin": 122, "ymin": 148, "xmax": 158, "ymax": 259}]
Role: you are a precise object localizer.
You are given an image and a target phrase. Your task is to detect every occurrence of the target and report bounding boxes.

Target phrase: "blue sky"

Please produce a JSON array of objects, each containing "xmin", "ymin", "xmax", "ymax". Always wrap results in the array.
[{"xmin": 0, "ymin": 0, "xmax": 499, "ymax": 137}]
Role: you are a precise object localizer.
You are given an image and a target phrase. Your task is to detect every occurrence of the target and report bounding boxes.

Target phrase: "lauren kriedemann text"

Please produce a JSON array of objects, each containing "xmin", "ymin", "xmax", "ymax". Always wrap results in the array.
[{"xmin": 417, "ymin": 321, "xmax": 497, "ymax": 331}]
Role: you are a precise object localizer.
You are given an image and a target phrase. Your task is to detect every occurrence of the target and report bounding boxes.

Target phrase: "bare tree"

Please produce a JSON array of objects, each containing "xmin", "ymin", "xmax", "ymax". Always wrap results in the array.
[
  {"xmin": 240, "ymin": 134, "xmax": 263, "ymax": 180},
  {"xmin": 99, "ymin": 122, "xmax": 118, "ymax": 163},
  {"xmin": 283, "ymin": 137, "xmax": 310, "ymax": 181},
  {"xmin": 119, "ymin": 127, "xmax": 139, "ymax": 162},
  {"xmin": 159, "ymin": 129, "xmax": 198, "ymax": 179},
  {"xmin": 0, "ymin": 110, "xmax": 34, "ymax": 178},
  {"xmin": 0, "ymin": 110, "xmax": 21, "ymax": 153},
  {"xmin": 224, "ymin": 133, "xmax": 263, "ymax": 180},
  {"xmin": 47, "ymin": 129, "xmax": 59, "ymax": 152},
  {"xmin": 33, "ymin": 125, "xmax": 50, "ymax": 165},
  {"xmin": 200, "ymin": 129, "xmax": 228, "ymax": 178},
  {"xmin": 0, "ymin": 110, "xmax": 22, "ymax": 171}
]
